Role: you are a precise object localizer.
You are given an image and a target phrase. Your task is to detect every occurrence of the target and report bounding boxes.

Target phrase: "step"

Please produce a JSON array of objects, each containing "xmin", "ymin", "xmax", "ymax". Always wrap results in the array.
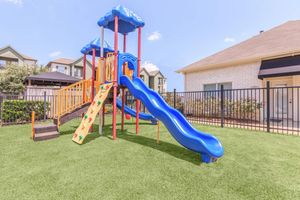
[
  {"xmin": 34, "ymin": 131, "xmax": 59, "ymax": 141},
  {"xmin": 34, "ymin": 124, "xmax": 57, "ymax": 134}
]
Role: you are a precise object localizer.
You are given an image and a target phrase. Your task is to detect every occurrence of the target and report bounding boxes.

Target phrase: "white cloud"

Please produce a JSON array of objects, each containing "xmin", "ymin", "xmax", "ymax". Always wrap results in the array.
[
  {"xmin": 141, "ymin": 61, "xmax": 159, "ymax": 72},
  {"xmin": 224, "ymin": 37, "xmax": 236, "ymax": 43},
  {"xmin": 147, "ymin": 31, "xmax": 162, "ymax": 41},
  {"xmin": 49, "ymin": 51, "xmax": 62, "ymax": 58},
  {"xmin": 2, "ymin": 0, "xmax": 23, "ymax": 6}
]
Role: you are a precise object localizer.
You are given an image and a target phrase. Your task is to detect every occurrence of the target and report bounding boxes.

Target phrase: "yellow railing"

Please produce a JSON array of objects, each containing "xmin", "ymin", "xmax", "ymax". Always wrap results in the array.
[{"xmin": 53, "ymin": 79, "xmax": 102, "ymax": 125}]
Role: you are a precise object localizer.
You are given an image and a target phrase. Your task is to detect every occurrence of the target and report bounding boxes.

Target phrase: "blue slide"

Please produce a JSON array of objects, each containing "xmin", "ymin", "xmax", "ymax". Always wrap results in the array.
[
  {"xmin": 120, "ymin": 76, "xmax": 224, "ymax": 163},
  {"xmin": 116, "ymin": 98, "xmax": 157, "ymax": 124}
]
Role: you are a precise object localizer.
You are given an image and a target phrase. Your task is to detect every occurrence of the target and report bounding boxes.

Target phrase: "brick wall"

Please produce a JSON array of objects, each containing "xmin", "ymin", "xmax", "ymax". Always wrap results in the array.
[{"xmin": 184, "ymin": 61, "xmax": 263, "ymax": 91}]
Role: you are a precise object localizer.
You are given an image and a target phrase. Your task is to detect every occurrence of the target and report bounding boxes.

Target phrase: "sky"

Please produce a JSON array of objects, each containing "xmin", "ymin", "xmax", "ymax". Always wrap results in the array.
[{"xmin": 1, "ymin": 0, "xmax": 300, "ymax": 91}]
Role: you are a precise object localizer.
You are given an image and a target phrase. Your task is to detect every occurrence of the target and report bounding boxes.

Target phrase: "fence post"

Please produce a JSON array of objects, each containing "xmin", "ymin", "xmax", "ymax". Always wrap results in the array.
[
  {"xmin": 173, "ymin": 88, "xmax": 176, "ymax": 108},
  {"xmin": 43, "ymin": 91, "xmax": 47, "ymax": 121},
  {"xmin": 220, "ymin": 85, "xmax": 224, "ymax": 128},
  {"xmin": 266, "ymin": 81, "xmax": 270, "ymax": 132}
]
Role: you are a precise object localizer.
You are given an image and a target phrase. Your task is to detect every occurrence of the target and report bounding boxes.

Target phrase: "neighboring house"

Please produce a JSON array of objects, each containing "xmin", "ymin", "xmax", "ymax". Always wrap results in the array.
[
  {"xmin": 0, "ymin": 45, "xmax": 37, "ymax": 68},
  {"xmin": 177, "ymin": 20, "xmax": 300, "ymax": 122},
  {"xmin": 177, "ymin": 20, "xmax": 300, "ymax": 92},
  {"xmin": 46, "ymin": 57, "xmax": 92, "ymax": 79},
  {"xmin": 140, "ymin": 68, "xmax": 167, "ymax": 93}
]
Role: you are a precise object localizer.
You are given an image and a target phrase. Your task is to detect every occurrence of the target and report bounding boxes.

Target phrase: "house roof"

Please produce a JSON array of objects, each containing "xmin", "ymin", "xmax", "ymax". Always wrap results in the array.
[
  {"xmin": 21, "ymin": 54, "xmax": 37, "ymax": 61},
  {"xmin": 141, "ymin": 67, "xmax": 165, "ymax": 78},
  {"xmin": 46, "ymin": 57, "xmax": 92, "ymax": 67},
  {"xmin": 0, "ymin": 45, "xmax": 37, "ymax": 61},
  {"xmin": 49, "ymin": 58, "xmax": 75, "ymax": 65},
  {"xmin": 26, "ymin": 71, "xmax": 80, "ymax": 83},
  {"xmin": 177, "ymin": 20, "xmax": 300, "ymax": 73}
]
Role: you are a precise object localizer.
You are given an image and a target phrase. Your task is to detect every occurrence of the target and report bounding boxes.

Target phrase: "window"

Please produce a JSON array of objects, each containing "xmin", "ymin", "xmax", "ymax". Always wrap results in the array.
[
  {"xmin": 203, "ymin": 82, "xmax": 232, "ymax": 91},
  {"xmin": 203, "ymin": 82, "xmax": 232, "ymax": 98},
  {"xmin": 140, "ymin": 75, "xmax": 144, "ymax": 81},
  {"xmin": 158, "ymin": 77, "xmax": 163, "ymax": 85},
  {"xmin": 74, "ymin": 67, "xmax": 83, "ymax": 77},
  {"xmin": 217, "ymin": 82, "xmax": 232, "ymax": 90},
  {"xmin": 204, "ymin": 84, "xmax": 217, "ymax": 91},
  {"xmin": 0, "ymin": 60, "xmax": 5, "ymax": 68},
  {"xmin": 56, "ymin": 65, "xmax": 66, "ymax": 74}
]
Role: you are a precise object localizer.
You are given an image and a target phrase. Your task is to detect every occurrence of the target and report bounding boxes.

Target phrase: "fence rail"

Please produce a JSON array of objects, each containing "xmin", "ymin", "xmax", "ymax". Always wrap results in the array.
[
  {"xmin": 126, "ymin": 82, "xmax": 300, "ymax": 136},
  {"xmin": 2, "ymin": 82, "xmax": 300, "ymax": 136}
]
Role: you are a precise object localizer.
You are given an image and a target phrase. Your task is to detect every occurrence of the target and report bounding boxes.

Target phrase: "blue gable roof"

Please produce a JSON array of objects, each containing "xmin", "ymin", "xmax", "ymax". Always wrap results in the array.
[
  {"xmin": 80, "ymin": 38, "xmax": 114, "ymax": 57},
  {"xmin": 97, "ymin": 5, "xmax": 145, "ymax": 34}
]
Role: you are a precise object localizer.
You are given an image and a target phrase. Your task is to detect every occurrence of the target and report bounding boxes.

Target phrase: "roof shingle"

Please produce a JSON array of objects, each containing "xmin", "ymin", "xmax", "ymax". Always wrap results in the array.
[{"xmin": 177, "ymin": 20, "xmax": 300, "ymax": 73}]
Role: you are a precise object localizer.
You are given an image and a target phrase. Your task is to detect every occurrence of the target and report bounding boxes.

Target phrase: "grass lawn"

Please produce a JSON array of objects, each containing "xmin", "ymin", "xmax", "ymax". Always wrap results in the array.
[{"xmin": 1, "ymin": 114, "xmax": 300, "ymax": 200}]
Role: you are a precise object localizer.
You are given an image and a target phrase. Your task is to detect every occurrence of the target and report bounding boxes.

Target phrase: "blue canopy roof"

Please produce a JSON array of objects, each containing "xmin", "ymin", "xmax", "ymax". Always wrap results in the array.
[
  {"xmin": 80, "ymin": 38, "xmax": 114, "ymax": 57},
  {"xmin": 97, "ymin": 5, "xmax": 145, "ymax": 34}
]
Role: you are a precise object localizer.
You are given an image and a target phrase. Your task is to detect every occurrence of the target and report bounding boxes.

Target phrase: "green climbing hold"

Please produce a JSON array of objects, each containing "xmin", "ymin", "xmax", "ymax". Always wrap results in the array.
[
  {"xmin": 79, "ymin": 135, "xmax": 83, "ymax": 141},
  {"xmin": 97, "ymin": 101, "xmax": 101, "ymax": 105},
  {"xmin": 84, "ymin": 115, "xmax": 88, "ymax": 119}
]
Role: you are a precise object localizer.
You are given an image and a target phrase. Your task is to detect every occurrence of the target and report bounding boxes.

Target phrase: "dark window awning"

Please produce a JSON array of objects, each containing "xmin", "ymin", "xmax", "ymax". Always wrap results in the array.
[{"xmin": 258, "ymin": 55, "xmax": 300, "ymax": 79}]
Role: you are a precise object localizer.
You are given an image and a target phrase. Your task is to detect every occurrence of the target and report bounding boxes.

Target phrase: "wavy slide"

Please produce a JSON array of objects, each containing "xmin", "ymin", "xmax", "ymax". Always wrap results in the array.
[
  {"xmin": 116, "ymin": 98, "xmax": 157, "ymax": 124},
  {"xmin": 120, "ymin": 76, "xmax": 224, "ymax": 163}
]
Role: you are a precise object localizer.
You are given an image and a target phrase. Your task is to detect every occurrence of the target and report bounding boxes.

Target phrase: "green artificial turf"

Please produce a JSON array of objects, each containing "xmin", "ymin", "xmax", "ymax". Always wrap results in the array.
[{"xmin": 0, "ymin": 115, "xmax": 300, "ymax": 200}]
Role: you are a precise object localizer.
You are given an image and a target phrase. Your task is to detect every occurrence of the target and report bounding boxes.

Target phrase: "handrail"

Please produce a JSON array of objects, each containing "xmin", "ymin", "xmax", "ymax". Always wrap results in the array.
[
  {"xmin": 53, "ymin": 79, "xmax": 94, "ymax": 126},
  {"xmin": 52, "ymin": 52, "xmax": 115, "ymax": 126}
]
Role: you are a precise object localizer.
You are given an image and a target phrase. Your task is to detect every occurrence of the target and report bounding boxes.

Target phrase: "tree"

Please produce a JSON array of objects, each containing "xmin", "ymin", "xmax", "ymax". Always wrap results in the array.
[{"xmin": 0, "ymin": 64, "xmax": 42, "ymax": 94}]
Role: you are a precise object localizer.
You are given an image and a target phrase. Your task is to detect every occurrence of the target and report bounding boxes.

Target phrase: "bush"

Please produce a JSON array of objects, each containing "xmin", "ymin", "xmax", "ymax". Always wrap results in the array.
[
  {"xmin": 184, "ymin": 97, "xmax": 262, "ymax": 120},
  {"xmin": 1, "ymin": 100, "xmax": 50, "ymax": 124}
]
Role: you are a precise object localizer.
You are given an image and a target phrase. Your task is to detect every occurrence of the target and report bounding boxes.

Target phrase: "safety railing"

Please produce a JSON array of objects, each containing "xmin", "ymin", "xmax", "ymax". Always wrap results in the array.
[{"xmin": 53, "ymin": 79, "xmax": 93, "ymax": 120}]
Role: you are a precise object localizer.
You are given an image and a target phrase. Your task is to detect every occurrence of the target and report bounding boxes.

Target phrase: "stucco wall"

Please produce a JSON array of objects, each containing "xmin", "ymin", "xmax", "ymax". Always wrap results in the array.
[
  {"xmin": 24, "ymin": 60, "xmax": 37, "ymax": 65},
  {"xmin": 184, "ymin": 61, "xmax": 262, "ymax": 91},
  {"xmin": 49, "ymin": 63, "xmax": 70, "ymax": 75},
  {"xmin": 140, "ymin": 70, "xmax": 149, "ymax": 87},
  {"xmin": 153, "ymin": 73, "xmax": 167, "ymax": 93}
]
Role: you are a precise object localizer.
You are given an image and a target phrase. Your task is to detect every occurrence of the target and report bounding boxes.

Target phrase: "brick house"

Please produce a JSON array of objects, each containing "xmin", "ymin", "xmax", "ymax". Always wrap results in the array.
[
  {"xmin": 177, "ymin": 20, "xmax": 300, "ymax": 121},
  {"xmin": 177, "ymin": 20, "xmax": 300, "ymax": 92}
]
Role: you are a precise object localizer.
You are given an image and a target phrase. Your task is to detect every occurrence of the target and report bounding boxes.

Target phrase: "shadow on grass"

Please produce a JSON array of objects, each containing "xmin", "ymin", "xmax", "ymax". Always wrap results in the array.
[
  {"xmin": 59, "ymin": 120, "xmax": 153, "ymax": 136},
  {"xmin": 59, "ymin": 122, "xmax": 200, "ymax": 165},
  {"xmin": 117, "ymin": 129, "xmax": 201, "ymax": 165}
]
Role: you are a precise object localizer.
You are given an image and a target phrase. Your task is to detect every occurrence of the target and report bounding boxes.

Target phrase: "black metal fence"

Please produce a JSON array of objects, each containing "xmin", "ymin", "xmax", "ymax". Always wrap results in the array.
[
  {"xmin": 2, "ymin": 82, "xmax": 300, "ymax": 136},
  {"xmin": 126, "ymin": 82, "xmax": 300, "ymax": 136},
  {"xmin": 0, "ymin": 92, "xmax": 55, "ymax": 125}
]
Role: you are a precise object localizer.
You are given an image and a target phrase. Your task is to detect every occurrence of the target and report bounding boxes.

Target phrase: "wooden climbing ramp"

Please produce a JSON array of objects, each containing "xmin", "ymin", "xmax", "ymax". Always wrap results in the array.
[{"xmin": 72, "ymin": 83, "xmax": 113, "ymax": 144}]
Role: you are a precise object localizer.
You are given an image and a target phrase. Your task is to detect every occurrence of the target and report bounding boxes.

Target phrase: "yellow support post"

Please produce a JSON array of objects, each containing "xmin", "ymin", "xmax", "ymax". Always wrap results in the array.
[{"xmin": 157, "ymin": 121, "xmax": 160, "ymax": 144}]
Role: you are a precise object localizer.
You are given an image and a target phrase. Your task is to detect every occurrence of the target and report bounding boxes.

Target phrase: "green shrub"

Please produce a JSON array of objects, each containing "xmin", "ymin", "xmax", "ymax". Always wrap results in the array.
[{"xmin": 1, "ymin": 100, "xmax": 49, "ymax": 123}]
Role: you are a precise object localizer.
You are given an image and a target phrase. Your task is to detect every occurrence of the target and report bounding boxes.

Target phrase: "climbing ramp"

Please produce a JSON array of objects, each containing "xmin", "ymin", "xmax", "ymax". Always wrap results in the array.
[{"xmin": 72, "ymin": 83, "xmax": 113, "ymax": 144}]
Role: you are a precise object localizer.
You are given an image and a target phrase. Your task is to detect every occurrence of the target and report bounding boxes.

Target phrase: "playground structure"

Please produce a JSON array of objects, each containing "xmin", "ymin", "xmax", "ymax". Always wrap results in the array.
[{"xmin": 32, "ymin": 5, "xmax": 224, "ymax": 163}]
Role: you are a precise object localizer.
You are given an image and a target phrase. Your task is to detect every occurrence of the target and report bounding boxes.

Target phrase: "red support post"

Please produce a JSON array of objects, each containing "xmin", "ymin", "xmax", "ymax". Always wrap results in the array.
[
  {"xmin": 83, "ymin": 54, "xmax": 86, "ymax": 103},
  {"xmin": 83, "ymin": 54, "xmax": 86, "ymax": 80},
  {"xmin": 121, "ymin": 33, "xmax": 126, "ymax": 131},
  {"xmin": 112, "ymin": 16, "xmax": 119, "ymax": 140},
  {"xmin": 136, "ymin": 27, "xmax": 142, "ymax": 135},
  {"xmin": 91, "ymin": 48, "xmax": 96, "ymax": 101}
]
